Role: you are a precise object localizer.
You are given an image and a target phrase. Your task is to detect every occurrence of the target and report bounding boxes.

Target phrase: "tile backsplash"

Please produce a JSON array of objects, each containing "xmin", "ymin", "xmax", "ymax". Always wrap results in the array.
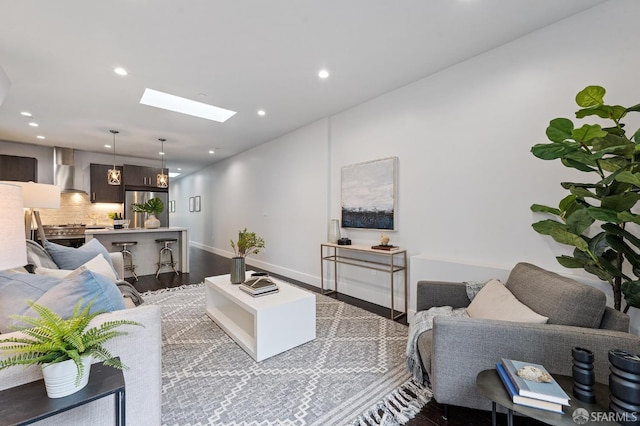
[{"xmin": 36, "ymin": 193, "xmax": 123, "ymax": 226}]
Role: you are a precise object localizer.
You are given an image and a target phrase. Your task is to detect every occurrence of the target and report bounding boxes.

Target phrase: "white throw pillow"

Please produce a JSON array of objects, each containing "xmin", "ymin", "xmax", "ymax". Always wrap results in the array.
[
  {"xmin": 466, "ymin": 279, "xmax": 549, "ymax": 324},
  {"xmin": 35, "ymin": 254, "xmax": 118, "ymax": 283}
]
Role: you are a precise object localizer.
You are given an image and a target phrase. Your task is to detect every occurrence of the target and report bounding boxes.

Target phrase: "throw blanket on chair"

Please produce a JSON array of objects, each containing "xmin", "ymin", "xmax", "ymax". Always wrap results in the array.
[
  {"xmin": 405, "ymin": 306, "xmax": 468, "ymax": 384},
  {"xmin": 405, "ymin": 280, "xmax": 490, "ymax": 384}
]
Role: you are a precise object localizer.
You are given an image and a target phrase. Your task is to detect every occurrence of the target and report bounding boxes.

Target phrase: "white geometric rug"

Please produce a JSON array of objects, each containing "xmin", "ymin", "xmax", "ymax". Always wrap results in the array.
[{"xmin": 143, "ymin": 283, "xmax": 431, "ymax": 426}]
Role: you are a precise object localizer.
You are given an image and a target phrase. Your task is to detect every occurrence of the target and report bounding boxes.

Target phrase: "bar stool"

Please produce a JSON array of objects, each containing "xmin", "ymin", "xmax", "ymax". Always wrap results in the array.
[
  {"xmin": 111, "ymin": 241, "xmax": 138, "ymax": 281},
  {"xmin": 155, "ymin": 238, "xmax": 179, "ymax": 278}
]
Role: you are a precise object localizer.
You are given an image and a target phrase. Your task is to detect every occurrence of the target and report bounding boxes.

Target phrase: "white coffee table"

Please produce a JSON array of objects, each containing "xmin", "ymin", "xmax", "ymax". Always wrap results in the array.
[{"xmin": 204, "ymin": 272, "xmax": 316, "ymax": 361}]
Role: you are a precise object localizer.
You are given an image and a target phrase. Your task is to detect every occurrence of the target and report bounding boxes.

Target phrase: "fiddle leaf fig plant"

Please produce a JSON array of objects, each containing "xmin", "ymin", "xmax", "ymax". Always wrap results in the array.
[{"xmin": 531, "ymin": 85, "xmax": 640, "ymax": 312}]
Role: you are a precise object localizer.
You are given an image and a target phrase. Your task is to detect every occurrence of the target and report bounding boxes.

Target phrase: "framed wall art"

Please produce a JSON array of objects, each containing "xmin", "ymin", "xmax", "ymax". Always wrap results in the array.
[
  {"xmin": 189, "ymin": 197, "xmax": 195, "ymax": 212},
  {"xmin": 194, "ymin": 196, "xmax": 201, "ymax": 212},
  {"xmin": 341, "ymin": 156, "xmax": 397, "ymax": 230},
  {"xmin": 169, "ymin": 200, "xmax": 176, "ymax": 213}
]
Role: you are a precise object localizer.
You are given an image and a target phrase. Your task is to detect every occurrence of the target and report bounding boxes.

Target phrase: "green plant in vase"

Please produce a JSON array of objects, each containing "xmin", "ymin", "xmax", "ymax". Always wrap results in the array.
[
  {"xmin": 0, "ymin": 300, "xmax": 141, "ymax": 397},
  {"xmin": 131, "ymin": 197, "xmax": 164, "ymax": 228},
  {"xmin": 229, "ymin": 228, "xmax": 265, "ymax": 284}
]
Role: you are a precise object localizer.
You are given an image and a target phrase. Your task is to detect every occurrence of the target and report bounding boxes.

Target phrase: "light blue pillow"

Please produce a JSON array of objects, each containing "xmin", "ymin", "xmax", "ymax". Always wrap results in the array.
[
  {"xmin": 5, "ymin": 269, "xmax": 125, "ymax": 332},
  {"xmin": 0, "ymin": 272, "xmax": 62, "ymax": 332},
  {"xmin": 45, "ymin": 239, "xmax": 117, "ymax": 276}
]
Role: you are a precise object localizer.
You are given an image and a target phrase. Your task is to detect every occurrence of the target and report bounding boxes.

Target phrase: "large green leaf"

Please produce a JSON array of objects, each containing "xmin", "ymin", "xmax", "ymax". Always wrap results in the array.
[
  {"xmin": 601, "ymin": 193, "xmax": 640, "ymax": 211},
  {"xmin": 587, "ymin": 207, "xmax": 622, "ymax": 223},
  {"xmin": 532, "ymin": 219, "xmax": 566, "ymax": 236},
  {"xmin": 602, "ymin": 223, "xmax": 640, "ymax": 250},
  {"xmin": 531, "ymin": 141, "xmax": 581, "ymax": 160},
  {"xmin": 627, "ymin": 103, "xmax": 640, "ymax": 113},
  {"xmin": 546, "ymin": 118, "xmax": 574, "ymax": 143},
  {"xmin": 576, "ymin": 85, "xmax": 605, "ymax": 107},
  {"xmin": 559, "ymin": 194, "xmax": 577, "ymax": 212},
  {"xmin": 606, "ymin": 235, "xmax": 640, "ymax": 269},
  {"xmin": 588, "ymin": 232, "xmax": 609, "ymax": 257},
  {"xmin": 566, "ymin": 208, "xmax": 595, "ymax": 234},
  {"xmin": 599, "ymin": 158, "xmax": 628, "ymax": 173},
  {"xmin": 561, "ymin": 158, "xmax": 597, "ymax": 173},
  {"xmin": 576, "ymin": 105, "xmax": 627, "ymax": 121},
  {"xmin": 614, "ymin": 171, "xmax": 640, "ymax": 187},
  {"xmin": 633, "ymin": 128, "xmax": 640, "ymax": 143},
  {"xmin": 549, "ymin": 227, "xmax": 589, "ymax": 251},
  {"xmin": 530, "ymin": 204, "xmax": 561, "ymax": 215},
  {"xmin": 584, "ymin": 263, "xmax": 614, "ymax": 282},
  {"xmin": 617, "ymin": 211, "xmax": 640, "ymax": 225},
  {"xmin": 622, "ymin": 281, "xmax": 640, "ymax": 309},
  {"xmin": 569, "ymin": 186, "xmax": 598, "ymax": 199},
  {"xmin": 572, "ymin": 124, "xmax": 608, "ymax": 143},
  {"xmin": 563, "ymin": 150, "xmax": 598, "ymax": 167},
  {"xmin": 556, "ymin": 255, "xmax": 586, "ymax": 268}
]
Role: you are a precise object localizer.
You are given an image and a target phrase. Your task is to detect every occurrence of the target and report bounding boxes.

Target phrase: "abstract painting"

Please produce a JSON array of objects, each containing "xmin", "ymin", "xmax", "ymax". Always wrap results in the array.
[{"xmin": 341, "ymin": 157, "xmax": 397, "ymax": 230}]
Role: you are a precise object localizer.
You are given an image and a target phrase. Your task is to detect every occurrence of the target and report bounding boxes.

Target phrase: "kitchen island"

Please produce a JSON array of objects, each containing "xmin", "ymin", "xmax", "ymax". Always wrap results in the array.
[{"xmin": 85, "ymin": 227, "xmax": 189, "ymax": 277}]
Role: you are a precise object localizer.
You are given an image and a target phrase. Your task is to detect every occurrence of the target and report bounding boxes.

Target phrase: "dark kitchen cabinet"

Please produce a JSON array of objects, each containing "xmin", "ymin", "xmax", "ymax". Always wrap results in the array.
[
  {"xmin": 90, "ymin": 163, "xmax": 123, "ymax": 203},
  {"xmin": 0, "ymin": 154, "xmax": 37, "ymax": 182},
  {"xmin": 123, "ymin": 164, "xmax": 168, "ymax": 190}
]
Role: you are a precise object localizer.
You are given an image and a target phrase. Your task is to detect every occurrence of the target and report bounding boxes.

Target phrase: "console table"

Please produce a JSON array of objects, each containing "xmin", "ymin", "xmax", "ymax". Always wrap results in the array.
[
  {"xmin": 320, "ymin": 243, "xmax": 407, "ymax": 320},
  {"xmin": 0, "ymin": 361, "xmax": 126, "ymax": 425}
]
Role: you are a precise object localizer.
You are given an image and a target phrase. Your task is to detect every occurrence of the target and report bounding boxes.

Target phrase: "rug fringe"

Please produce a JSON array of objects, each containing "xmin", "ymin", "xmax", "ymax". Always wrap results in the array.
[
  {"xmin": 141, "ymin": 282, "xmax": 204, "ymax": 296},
  {"xmin": 350, "ymin": 379, "xmax": 432, "ymax": 426}
]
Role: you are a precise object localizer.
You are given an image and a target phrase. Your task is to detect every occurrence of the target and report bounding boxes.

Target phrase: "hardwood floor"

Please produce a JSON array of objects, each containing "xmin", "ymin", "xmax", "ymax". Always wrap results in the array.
[{"xmin": 127, "ymin": 246, "xmax": 544, "ymax": 426}]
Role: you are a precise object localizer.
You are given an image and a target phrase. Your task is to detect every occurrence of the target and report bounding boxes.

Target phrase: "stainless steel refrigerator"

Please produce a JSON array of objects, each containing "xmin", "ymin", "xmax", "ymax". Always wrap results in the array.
[{"xmin": 124, "ymin": 190, "xmax": 169, "ymax": 228}]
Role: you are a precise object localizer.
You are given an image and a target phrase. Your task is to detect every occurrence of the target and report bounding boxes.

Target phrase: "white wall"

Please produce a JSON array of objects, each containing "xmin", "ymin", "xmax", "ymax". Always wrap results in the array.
[{"xmin": 174, "ymin": 2, "xmax": 640, "ymax": 315}]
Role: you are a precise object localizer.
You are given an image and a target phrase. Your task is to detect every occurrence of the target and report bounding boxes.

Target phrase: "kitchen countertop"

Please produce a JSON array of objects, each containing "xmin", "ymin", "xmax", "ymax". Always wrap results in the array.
[{"xmin": 85, "ymin": 227, "xmax": 188, "ymax": 234}]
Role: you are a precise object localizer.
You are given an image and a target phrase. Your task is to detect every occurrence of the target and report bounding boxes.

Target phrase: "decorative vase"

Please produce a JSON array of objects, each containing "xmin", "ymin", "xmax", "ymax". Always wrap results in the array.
[
  {"xmin": 572, "ymin": 347, "xmax": 595, "ymax": 403},
  {"xmin": 42, "ymin": 356, "xmax": 92, "ymax": 398},
  {"xmin": 230, "ymin": 257, "xmax": 245, "ymax": 284},
  {"xmin": 328, "ymin": 219, "xmax": 340, "ymax": 243},
  {"xmin": 608, "ymin": 349, "xmax": 640, "ymax": 424},
  {"xmin": 144, "ymin": 214, "xmax": 161, "ymax": 229}
]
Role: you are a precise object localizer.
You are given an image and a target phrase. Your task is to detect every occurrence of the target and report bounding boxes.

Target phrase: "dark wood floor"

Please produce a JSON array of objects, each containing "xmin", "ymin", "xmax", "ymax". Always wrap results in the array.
[{"xmin": 127, "ymin": 246, "xmax": 544, "ymax": 426}]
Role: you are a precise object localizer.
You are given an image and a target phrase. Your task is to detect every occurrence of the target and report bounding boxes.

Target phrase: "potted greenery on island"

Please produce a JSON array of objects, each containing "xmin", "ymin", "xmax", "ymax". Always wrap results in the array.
[
  {"xmin": 229, "ymin": 228, "xmax": 265, "ymax": 284},
  {"xmin": 131, "ymin": 197, "xmax": 164, "ymax": 229},
  {"xmin": 0, "ymin": 300, "xmax": 141, "ymax": 398}
]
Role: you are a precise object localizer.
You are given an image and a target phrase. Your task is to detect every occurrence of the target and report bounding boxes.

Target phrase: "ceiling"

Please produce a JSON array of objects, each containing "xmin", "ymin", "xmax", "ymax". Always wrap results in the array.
[{"xmin": 0, "ymin": 0, "xmax": 607, "ymax": 178}]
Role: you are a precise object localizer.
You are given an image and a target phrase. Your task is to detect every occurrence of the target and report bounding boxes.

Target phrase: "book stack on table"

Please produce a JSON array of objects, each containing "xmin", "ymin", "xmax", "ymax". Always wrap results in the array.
[
  {"xmin": 239, "ymin": 275, "xmax": 279, "ymax": 297},
  {"xmin": 496, "ymin": 358, "xmax": 570, "ymax": 414}
]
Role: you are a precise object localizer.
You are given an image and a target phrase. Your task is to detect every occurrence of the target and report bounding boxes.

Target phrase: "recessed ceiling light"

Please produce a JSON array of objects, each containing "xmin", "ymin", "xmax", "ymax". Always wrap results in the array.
[
  {"xmin": 257, "ymin": 110, "xmax": 266, "ymax": 116},
  {"xmin": 104, "ymin": 144, "xmax": 111, "ymax": 148},
  {"xmin": 168, "ymin": 172, "xmax": 181, "ymax": 178},
  {"xmin": 36, "ymin": 135, "xmax": 45, "ymax": 139},
  {"xmin": 177, "ymin": 168, "xmax": 182, "ymax": 171},
  {"xmin": 140, "ymin": 88, "xmax": 236, "ymax": 123},
  {"xmin": 21, "ymin": 111, "xmax": 32, "ymax": 117},
  {"xmin": 209, "ymin": 150, "xmax": 215, "ymax": 154},
  {"xmin": 318, "ymin": 69, "xmax": 330, "ymax": 79},
  {"xmin": 159, "ymin": 151, "xmax": 165, "ymax": 156},
  {"xmin": 114, "ymin": 67, "xmax": 128, "ymax": 76},
  {"xmin": 28, "ymin": 122, "xmax": 38, "ymax": 127}
]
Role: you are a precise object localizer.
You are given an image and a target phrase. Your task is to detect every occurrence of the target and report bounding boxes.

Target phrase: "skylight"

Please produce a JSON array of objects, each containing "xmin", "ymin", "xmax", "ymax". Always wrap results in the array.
[{"xmin": 139, "ymin": 88, "xmax": 236, "ymax": 123}]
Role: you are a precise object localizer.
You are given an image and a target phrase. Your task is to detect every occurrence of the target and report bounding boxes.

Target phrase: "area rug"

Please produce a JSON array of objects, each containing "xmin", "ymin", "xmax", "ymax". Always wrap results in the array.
[{"xmin": 143, "ymin": 283, "xmax": 431, "ymax": 426}]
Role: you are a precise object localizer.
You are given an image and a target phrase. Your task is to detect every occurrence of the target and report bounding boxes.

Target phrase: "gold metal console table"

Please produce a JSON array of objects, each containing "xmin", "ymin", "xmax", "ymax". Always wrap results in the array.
[{"xmin": 320, "ymin": 243, "xmax": 407, "ymax": 320}]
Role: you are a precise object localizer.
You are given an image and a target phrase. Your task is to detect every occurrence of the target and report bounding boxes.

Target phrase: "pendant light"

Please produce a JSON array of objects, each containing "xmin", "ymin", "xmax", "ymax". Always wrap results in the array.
[
  {"xmin": 157, "ymin": 138, "xmax": 168, "ymax": 188},
  {"xmin": 107, "ymin": 130, "xmax": 121, "ymax": 185}
]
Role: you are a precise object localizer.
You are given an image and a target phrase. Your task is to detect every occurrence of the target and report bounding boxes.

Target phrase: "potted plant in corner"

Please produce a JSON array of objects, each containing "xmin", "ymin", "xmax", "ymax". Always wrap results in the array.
[
  {"xmin": 0, "ymin": 300, "xmax": 141, "ymax": 398},
  {"xmin": 530, "ymin": 85, "xmax": 640, "ymax": 312},
  {"xmin": 131, "ymin": 197, "xmax": 164, "ymax": 229},
  {"xmin": 229, "ymin": 228, "xmax": 265, "ymax": 284}
]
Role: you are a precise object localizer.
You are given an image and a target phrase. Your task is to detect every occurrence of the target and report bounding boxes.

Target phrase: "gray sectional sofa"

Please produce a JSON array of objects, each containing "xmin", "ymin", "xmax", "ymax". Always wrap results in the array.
[{"xmin": 416, "ymin": 262, "xmax": 640, "ymax": 411}]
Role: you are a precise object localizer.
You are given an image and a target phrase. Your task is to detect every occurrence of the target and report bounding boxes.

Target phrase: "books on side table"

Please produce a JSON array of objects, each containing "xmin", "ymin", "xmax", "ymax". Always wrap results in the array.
[
  {"xmin": 239, "ymin": 274, "xmax": 279, "ymax": 297},
  {"xmin": 496, "ymin": 358, "xmax": 571, "ymax": 414}
]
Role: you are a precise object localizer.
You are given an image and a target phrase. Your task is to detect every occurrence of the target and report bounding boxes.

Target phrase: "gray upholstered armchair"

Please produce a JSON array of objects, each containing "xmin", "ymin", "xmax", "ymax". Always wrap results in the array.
[{"xmin": 415, "ymin": 262, "xmax": 640, "ymax": 411}]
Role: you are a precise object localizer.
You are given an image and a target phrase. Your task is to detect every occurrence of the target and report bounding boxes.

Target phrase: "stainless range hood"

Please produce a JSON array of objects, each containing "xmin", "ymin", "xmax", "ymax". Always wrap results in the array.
[{"xmin": 53, "ymin": 147, "xmax": 87, "ymax": 193}]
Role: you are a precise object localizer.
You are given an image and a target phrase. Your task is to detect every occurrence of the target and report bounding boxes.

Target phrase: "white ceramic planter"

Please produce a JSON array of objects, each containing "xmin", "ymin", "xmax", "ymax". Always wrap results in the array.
[
  {"xmin": 144, "ymin": 214, "xmax": 161, "ymax": 229},
  {"xmin": 41, "ymin": 356, "xmax": 92, "ymax": 398}
]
